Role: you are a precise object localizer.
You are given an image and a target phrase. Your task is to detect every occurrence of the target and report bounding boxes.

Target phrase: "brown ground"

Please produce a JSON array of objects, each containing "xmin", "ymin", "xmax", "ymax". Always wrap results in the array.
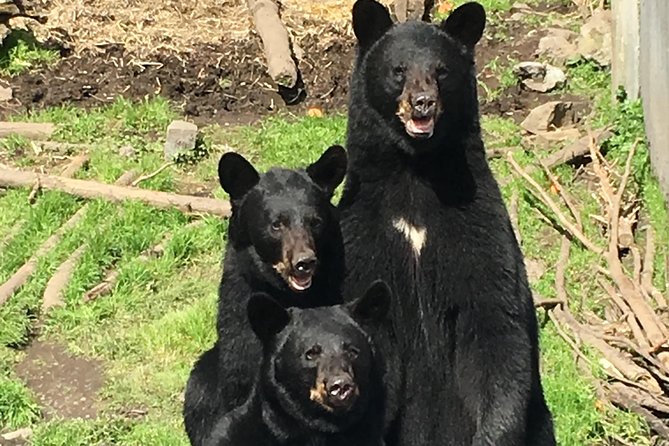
[
  {"xmin": 1, "ymin": 2, "xmax": 583, "ymax": 124},
  {"xmin": 14, "ymin": 340, "xmax": 104, "ymax": 420}
]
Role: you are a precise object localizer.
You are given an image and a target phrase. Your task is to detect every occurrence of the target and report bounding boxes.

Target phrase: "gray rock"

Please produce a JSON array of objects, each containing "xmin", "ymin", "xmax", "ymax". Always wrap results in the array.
[
  {"xmin": 521, "ymin": 101, "xmax": 575, "ymax": 134},
  {"xmin": 164, "ymin": 120, "xmax": 198, "ymax": 161},
  {"xmin": 536, "ymin": 28, "xmax": 579, "ymax": 65},
  {"xmin": 118, "ymin": 144, "xmax": 136, "ymax": 159},
  {"xmin": 576, "ymin": 8, "xmax": 612, "ymax": 66},
  {"xmin": 0, "ymin": 85, "xmax": 12, "ymax": 101},
  {"xmin": 515, "ymin": 62, "xmax": 567, "ymax": 93}
]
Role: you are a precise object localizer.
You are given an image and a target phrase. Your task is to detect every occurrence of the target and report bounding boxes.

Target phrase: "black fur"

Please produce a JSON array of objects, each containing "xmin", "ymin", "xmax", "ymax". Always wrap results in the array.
[
  {"xmin": 339, "ymin": 2, "xmax": 556, "ymax": 445},
  {"xmin": 184, "ymin": 146, "xmax": 348, "ymax": 444},
  {"xmin": 203, "ymin": 281, "xmax": 397, "ymax": 446}
]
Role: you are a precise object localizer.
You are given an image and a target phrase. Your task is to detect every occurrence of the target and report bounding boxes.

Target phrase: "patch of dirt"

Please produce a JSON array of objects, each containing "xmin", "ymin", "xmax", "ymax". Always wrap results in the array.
[
  {"xmin": 14, "ymin": 340, "xmax": 104, "ymax": 420},
  {"xmin": 2, "ymin": 29, "xmax": 355, "ymax": 124}
]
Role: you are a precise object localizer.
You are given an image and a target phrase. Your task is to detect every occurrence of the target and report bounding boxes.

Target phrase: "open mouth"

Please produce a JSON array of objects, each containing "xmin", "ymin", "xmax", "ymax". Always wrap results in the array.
[
  {"xmin": 287, "ymin": 271, "xmax": 313, "ymax": 292},
  {"xmin": 405, "ymin": 117, "xmax": 435, "ymax": 139}
]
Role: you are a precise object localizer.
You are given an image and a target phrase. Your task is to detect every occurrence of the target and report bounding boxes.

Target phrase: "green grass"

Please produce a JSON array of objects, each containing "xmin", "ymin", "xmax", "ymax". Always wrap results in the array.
[{"xmin": 0, "ymin": 30, "xmax": 60, "ymax": 76}]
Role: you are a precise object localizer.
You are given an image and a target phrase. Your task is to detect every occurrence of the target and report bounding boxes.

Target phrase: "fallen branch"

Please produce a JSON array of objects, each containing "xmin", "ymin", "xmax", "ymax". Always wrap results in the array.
[
  {"xmin": 537, "ymin": 157, "xmax": 583, "ymax": 229},
  {"xmin": 0, "ymin": 122, "xmax": 55, "ymax": 140},
  {"xmin": 42, "ymin": 245, "xmax": 86, "ymax": 313},
  {"xmin": 59, "ymin": 154, "xmax": 90, "ymax": 178},
  {"xmin": 247, "ymin": 0, "xmax": 298, "ymax": 88},
  {"xmin": 641, "ymin": 227, "xmax": 667, "ymax": 307},
  {"xmin": 507, "ymin": 152, "xmax": 602, "ymax": 254},
  {"xmin": 0, "ymin": 167, "xmax": 231, "ymax": 218},
  {"xmin": 0, "ymin": 159, "xmax": 91, "ymax": 306}
]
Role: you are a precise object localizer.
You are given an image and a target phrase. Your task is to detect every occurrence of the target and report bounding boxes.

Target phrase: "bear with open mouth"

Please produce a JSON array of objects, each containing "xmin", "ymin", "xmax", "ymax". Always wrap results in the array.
[{"xmin": 184, "ymin": 145, "xmax": 348, "ymax": 445}]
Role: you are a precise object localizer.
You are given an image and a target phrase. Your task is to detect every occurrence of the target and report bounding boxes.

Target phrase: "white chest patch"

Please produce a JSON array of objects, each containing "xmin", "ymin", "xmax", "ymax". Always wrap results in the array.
[{"xmin": 392, "ymin": 217, "xmax": 427, "ymax": 258}]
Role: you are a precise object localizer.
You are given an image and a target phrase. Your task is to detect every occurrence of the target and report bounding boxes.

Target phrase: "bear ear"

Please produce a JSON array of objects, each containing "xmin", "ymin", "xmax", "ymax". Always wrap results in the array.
[
  {"xmin": 218, "ymin": 152, "xmax": 260, "ymax": 200},
  {"xmin": 306, "ymin": 145, "xmax": 348, "ymax": 198},
  {"xmin": 348, "ymin": 279, "xmax": 392, "ymax": 324},
  {"xmin": 352, "ymin": 0, "xmax": 393, "ymax": 49},
  {"xmin": 247, "ymin": 293, "xmax": 291, "ymax": 343},
  {"xmin": 440, "ymin": 2, "xmax": 486, "ymax": 48}
]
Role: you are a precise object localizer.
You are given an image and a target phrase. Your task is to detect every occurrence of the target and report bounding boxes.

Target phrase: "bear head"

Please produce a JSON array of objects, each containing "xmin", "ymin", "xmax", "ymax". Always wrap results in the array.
[
  {"xmin": 352, "ymin": 0, "xmax": 486, "ymax": 154},
  {"xmin": 248, "ymin": 280, "xmax": 391, "ymax": 431},
  {"xmin": 218, "ymin": 145, "xmax": 347, "ymax": 293}
]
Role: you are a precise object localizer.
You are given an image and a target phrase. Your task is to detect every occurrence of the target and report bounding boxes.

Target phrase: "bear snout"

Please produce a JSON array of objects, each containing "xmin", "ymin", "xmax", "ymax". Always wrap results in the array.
[{"xmin": 325, "ymin": 375, "xmax": 358, "ymax": 408}]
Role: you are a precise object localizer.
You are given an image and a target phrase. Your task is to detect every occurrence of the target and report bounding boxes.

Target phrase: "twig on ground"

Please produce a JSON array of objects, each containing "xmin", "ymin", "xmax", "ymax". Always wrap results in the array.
[
  {"xmin": 130, "ymin": 162, "xmax": 174, "ymax": 187},
  {"xmin": 507, "ymin": 152, "xmax": 602, "ymax": 254},
  {"xmin": 537, "ymin": 157, "xmax": 583, "ymax": 229},
  {"xmin": 641, "ymin": 227, "xmax": 667, "ymax": 307},
  {"xmin": 27, "ymin": 180, "xmax": 40, "ymax": 204},
  {"xmin": 59, "ymin": 154, "xmax": 90, "ymax": 178}
]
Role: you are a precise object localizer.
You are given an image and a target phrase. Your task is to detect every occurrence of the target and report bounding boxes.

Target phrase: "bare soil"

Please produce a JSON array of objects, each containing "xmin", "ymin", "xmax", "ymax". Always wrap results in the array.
[{"xmin": 14, "ymin": 340, "xmax": 104, "ymax": 420}]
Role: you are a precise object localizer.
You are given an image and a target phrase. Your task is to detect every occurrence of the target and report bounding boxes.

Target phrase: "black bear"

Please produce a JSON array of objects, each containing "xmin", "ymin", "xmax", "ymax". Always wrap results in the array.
[
  {"xmin": 202, "ymin": 280, "xmax": 397, "ymax": 446},
  {"xmin": 338, "ymin": 1, "xmax": 556, "ymax": 445},
  {"xmin": 184, "ymin": 145, "xmax": 348, "ymax": 444}
]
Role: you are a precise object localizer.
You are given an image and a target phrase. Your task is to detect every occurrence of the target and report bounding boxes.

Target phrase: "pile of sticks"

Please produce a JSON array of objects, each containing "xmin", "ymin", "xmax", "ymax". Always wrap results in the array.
[{"xmin": 509, "ymin": 138, "xmax": 669, "ymax": 440}]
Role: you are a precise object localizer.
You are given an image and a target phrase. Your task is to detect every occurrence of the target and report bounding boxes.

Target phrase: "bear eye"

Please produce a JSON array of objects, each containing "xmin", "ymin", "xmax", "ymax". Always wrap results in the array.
[
  {"xmin": 305, "ymin": 345, "xmax": 322, "ymax": 360},
  {"xmin": 270, "ymin": 220, "xmax": 282, "ymax": 232},
  {"xmin": 436, "ymin": 66, "xmax": 449, "ymax": 78},
  {"xmin": 392, "ymin": 65, "xmax": 405, "ymax": 78},
  {"xmin": 346, "ymin": 345, "xmax": 360, "ymax": 359},
  {"xmin": 311, "ymin": 216, "xmax": 323, "ymax": 229}
]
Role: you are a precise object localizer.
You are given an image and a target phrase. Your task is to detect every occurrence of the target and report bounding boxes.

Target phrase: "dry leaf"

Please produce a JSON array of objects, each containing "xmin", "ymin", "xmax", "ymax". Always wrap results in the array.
[{"xmin": 307, "ymin": 107, "xmax": 324, "ymax": 118}]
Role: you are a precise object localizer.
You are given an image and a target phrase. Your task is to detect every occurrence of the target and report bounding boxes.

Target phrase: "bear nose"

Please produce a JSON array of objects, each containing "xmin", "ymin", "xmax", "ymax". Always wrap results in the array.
[
  {"xmin": 294, "ymin": 254, "xmax": 317, "ymax": 275},
  {"xmin": 411, "ymin": 93, "xmax": 436, "ymax": 116},
  {"xmin": 326, "ymin": 377, "xmax": 357, "ymax": 406}
]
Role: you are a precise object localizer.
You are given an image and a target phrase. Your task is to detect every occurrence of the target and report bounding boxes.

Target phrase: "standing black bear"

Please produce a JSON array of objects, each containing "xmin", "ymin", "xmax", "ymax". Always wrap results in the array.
[
  {"xmin": 184, "ymin": 145, "xmax": 348, "ymax": 445},
  {"xmin": 203, "ymin": 280, "xmax": 396, "ymax": 446},
  {"xmin": 338, "ymin": 1, "xmax": 556, "ymax": 445}
]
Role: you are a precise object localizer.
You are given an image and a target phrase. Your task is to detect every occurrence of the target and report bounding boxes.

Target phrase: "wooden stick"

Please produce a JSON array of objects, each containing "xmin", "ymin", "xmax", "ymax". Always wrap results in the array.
[
  {"xmin": 0, "ymin": 122, "xmax": 55, "ymax": 140},
  {"xmin": 60, "ymin": 154, "xmax": 90, "ymax": 178},
  {"xmin": 0, "ymin": 168, "xmax": 231, "ymax": 218},
  {"xmin": 247, "ymin": 0, "xmax": 298, "ymax": 88},
  {"xmin": 42, "ymin": 245, "xmax": 86, "ymax": 313},
  {"xmin": 0, "ymin": 159, "xmax": 92, "ymax": 306},
  {"xmin": 131, "ymin": 162, "xmax": 174, "ymax": 187},
  {"xmin": 507, "ymin": 152, "xmax": 602, "ymax": 254},
  {"xmin": 537, "ymin": 157, "xmax": 583, "ymax": 229},
  {"xmin": 641, "ymin": 227, "xmax": 667, "ymax": 307}
]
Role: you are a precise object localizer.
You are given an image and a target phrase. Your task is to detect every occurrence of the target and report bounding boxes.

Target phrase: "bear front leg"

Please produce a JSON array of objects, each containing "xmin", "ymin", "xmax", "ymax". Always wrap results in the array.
[{"xmin": 455, "ymin": 307, "xmax": 535, "ymax": 446}]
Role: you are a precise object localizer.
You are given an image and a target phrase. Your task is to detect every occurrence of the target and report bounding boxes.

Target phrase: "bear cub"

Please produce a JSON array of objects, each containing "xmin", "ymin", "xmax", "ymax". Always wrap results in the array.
[
  {"xmin": 203, "ymin": 281, "xmax": 393, "ymax": 446},
  {"xmin": 184, "ymin": 146, "xmax": 348, "ymax": 444}
]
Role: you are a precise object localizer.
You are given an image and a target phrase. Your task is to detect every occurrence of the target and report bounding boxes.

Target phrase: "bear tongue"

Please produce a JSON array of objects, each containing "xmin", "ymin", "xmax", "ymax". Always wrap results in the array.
[
  {"xmin": 288, "ymin": 274, "xmax": 312, "ymax": 292},
  {"xmin": 406, "ymin": 118, "xmax": 434, "ymax": 138}
]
